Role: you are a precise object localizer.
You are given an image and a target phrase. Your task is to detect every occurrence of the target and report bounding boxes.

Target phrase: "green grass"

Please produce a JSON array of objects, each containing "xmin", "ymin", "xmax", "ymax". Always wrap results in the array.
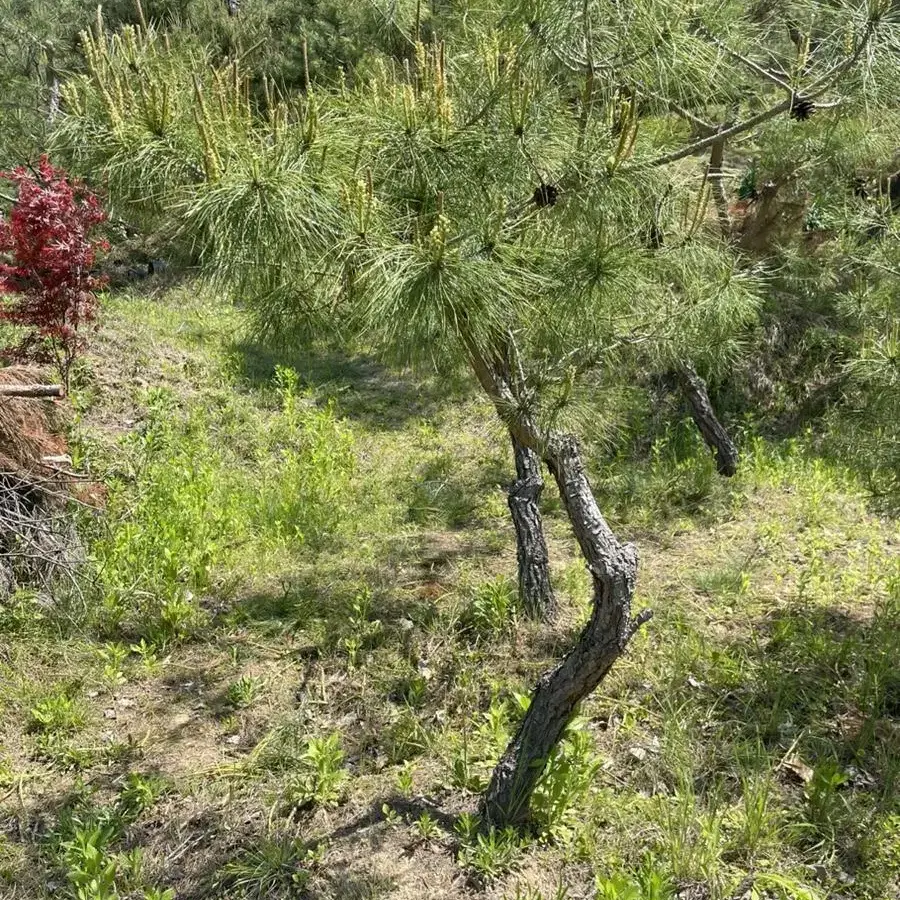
[{"xmin": 0, "ymin": 283, "xmax": 897, "ymax": 900}]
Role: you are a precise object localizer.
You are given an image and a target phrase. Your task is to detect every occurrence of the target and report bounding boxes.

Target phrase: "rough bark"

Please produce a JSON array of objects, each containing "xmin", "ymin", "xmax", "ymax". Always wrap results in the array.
[
  {"xmin": 483, "ymin": 434, "xmax": 647, "ymax": 824},
  {"xmin": 677, "ymin": 365, "xmax": 738, "ymax": 477},
  {"xmin": 462, "ymin": 339, "xmax": 651, "ymax": 826},
  {"xmin": 508, "ymin": 435, "xmax": 556, "ymax": 621}
]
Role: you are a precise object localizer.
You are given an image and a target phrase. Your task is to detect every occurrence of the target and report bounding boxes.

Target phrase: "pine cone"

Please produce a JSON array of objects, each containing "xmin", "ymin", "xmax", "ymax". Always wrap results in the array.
[
  {"xmin": 532, "ymin": 183, "xmax": 559, "ymax": 208},
  {"xmin": 790, "ymin": 95, "xmax": 816, "ymax": 121}
]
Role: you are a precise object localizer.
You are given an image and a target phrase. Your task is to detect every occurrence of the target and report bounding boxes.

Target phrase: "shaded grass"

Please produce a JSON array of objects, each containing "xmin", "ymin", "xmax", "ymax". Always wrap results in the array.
[{"xmin": 0, "ymin": 284, "xmax": 897, "ymax": 900}]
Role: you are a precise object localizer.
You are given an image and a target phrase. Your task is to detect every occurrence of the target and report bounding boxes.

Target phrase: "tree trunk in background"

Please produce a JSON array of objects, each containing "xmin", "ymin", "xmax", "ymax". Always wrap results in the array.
[
  {"xmin": 462, "ymin": 341, "xmax": 651, "ymax": 827},
  {"xmin": 678, "ymin": 364, "xmax": 738, "ymax": 477},
  {"xmin": 45, "ymin": 46, "xmax": 60, "ymax": 123},
  {"xmin": 708, "ymin": 134, "xmax": 731, "ymax": 235},
  {"xmin": 508, "ymin": 435, "xmax": 556, "ymax": 621}
]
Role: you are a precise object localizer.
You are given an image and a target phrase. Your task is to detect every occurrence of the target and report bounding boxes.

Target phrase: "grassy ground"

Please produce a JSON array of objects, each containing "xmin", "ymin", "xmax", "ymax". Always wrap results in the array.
[{"xmin": 0, "ymin": 281, "xmax": 897, "ymax": 900}]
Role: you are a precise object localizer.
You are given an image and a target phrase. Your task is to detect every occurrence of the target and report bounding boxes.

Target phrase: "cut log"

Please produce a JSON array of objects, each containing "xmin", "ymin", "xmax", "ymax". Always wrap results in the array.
[{"xmin": 0, "ymin": 385, "xmax": 64, "ymax": 398}]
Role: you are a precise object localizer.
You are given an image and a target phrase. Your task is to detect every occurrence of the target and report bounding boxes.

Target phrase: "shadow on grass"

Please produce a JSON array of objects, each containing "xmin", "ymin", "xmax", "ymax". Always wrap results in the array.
[
  {"xmin": 321, "ymin": 795, "xmax": 459, "ymax": 843},
  {"xmin": 732, "ymin": 603, "xmax": 899, "ymax": 756},
  {"xmin": 660, "ymin": 598, "xmax": 900, "ymax": 876},
  {"xmin": 225, "ymin": 563, "xmax": 449, "ymax": 647},
  {"xmin": 230, "ymin": 339, "xmax": 472, "ymax": 430}
]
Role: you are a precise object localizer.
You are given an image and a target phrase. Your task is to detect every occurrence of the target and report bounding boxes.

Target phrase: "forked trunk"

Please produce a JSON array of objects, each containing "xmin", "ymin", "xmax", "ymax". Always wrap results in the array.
[
  {"xmin": 482, "ymin": 434, "xmax": 646, "ymax": 825},
  {"xmin": 508, "ymin": 435, "xmax": 556, "ymax": 621},
  {"xmin": 463, "ymin": 340, "xmax": 651, "ymax": 826},
  {"xmin": 678, "ymin": 365, "xmax": 738, "ymax": 477}
]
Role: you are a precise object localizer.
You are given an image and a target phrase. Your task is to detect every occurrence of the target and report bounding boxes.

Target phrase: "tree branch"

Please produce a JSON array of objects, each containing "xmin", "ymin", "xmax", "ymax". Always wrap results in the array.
[
  {"xmin": 643, "ymin": 16, "xmax": 880, "ymax": 169},
  {"xmin": 691, "ymin": 23, "xmax": 794, "ymax": 92}
]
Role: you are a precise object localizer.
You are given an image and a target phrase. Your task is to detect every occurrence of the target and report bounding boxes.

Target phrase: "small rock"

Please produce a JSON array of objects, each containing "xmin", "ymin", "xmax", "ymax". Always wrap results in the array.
[
  {"xmin": 103, "ymin": 708, "xmax": 116, "ymax": 719},
  {"xmin": 782, "ymin": 755, "xmax": 814, "ymax": 784},
  {"xmin": 808, "ymin": 863, "xmax": 828, "ymax": 881},
  {"xmin": 628, "ymin": 746, "xmax": 647, "ymax": 762},
  {"xmin": 847, "ymin": 765, "xmax": 875, "ymax": 789}
]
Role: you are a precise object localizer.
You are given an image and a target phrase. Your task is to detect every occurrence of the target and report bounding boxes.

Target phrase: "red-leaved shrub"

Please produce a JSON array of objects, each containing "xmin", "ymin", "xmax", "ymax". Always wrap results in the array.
[{"xmin": 0, "ymin": 156, "xmax": 108, "ymax": 389}]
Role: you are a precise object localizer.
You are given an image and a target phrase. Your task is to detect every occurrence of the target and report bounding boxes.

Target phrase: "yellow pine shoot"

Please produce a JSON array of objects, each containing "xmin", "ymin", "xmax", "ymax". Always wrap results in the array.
[
  {"xmin": 302, "ymin": 99, "xmax": 318, "ymax": 148},
  {"xmin": 59, "ymin": 81, "xmax": 84, "ymax": 117},
  {"xmin": 687, "ymin": 176, "xmax": 712, "ymax": 238},
  {"xmin": 414, "ymin": 41, "xmax": 427, "ymax": 94},
  {"xmin": 425, "ymin": 213, "xmax": 450, "ymax": 261},
  {"xmin": 211, "ymin": 68, "xmax": 229, "ymax": 122},
  {"xmin": 481, "ymin": 32, "xmax": 501, "ymax": 88},
  {"xmin": 607, "ymin": 99, "xmax": 637, "ymax": 173},
  {"xmin": 81, "ymin": 29, "xmax": 123, "ymax": 130},
  {"xmin": 232, "ymin": 61, "xmax": 242, "ymax": 123},
  {"xmin": 193, "ymin": 75, "xmax": 223, "ymax": 182},
  {"xmin": 121, "ymin": 24, "xmax": 139, "ymax": 66},
  {"xmin": 510, "ymin": 75, "xmax": 532, "ymax": 137},
  {"xmin": 402, "ymin": 83, "xmax": 417, "ymax": 132},
  {"xmin": 794, "ymin": 32, "xmax": 810, "ymax": 76},
  {"xmin": 135, "ymin": 0, "xmax": 148, "ymax": 32},
  {"xmin": 433, "ymin": 42, "xmax": 452, "ymax": 131}
]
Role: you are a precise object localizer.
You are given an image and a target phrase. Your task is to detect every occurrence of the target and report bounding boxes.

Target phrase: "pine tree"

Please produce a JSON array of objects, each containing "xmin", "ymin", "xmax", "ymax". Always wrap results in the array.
[{"xmin": 53, "ymin": 0, "xmax": 898, "ymax": 824}]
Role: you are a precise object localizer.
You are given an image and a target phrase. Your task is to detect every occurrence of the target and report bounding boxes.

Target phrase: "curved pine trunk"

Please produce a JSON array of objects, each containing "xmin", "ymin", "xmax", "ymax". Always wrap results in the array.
[
  {"xmin": 482, "ymin": 436, "xmax": 647, "ymax": 825},
  {"xmin": 508, "ymin": 436, "xmax": 556, "ymax": 622},
  {"xmin": 678, "ymin": 365, "xmax": 738, "ymax": 477}
]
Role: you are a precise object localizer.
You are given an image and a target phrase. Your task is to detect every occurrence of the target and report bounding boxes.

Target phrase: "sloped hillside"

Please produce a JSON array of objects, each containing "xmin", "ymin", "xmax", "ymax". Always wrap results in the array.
[{"xmin": 0, "ymin": 282, "xmax": 898, "ymax": 900}]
